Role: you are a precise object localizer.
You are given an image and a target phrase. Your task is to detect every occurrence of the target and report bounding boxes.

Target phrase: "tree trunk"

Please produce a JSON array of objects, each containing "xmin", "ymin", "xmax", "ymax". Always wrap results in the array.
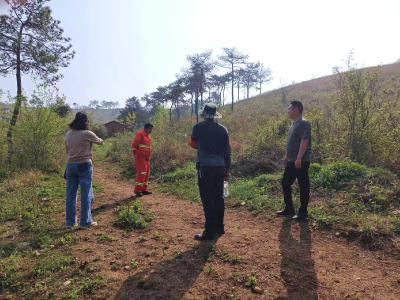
[
  {"xmin": 200, "ymin": 68, "xmax": 204, "ymax": 108},
  {"xmin": 190, "ymin": 92, "xmax": 194, "ymax": 116},
  {"xmin": 7, "ymin": 51, "xmax": 23, "ymax": 163},
  {"xmin": 195, "ymin": 89, "xmax": 199, "ymax": 123},
  {"xmin": 219, "ymin": 88, "xmax": 222, "ymax": 107},
  {"xmin": 237, "ymin": 81, "xmax": 240, "ymax": 102},
  {"xmin": 247, "ymin": 84, "xmax": 249, "ymax": 99},
  {"xmin": 231, "ymin": 63, "xmax": 234, "ymax": 111},
  {"xmin": 176, "ymin": 103, "xmax": 180, "ymax": 119},
  {"xmin": 222, "ymin": 84, "xmax": 225, "ymax": 106},
  {"xmin": 259, "ymin": 80, "xmax": 262, "ymax": 94},
  {"xmin": 169, "ymin": 103, "xmax": 173, "ymax": 122},
  {"xmin": 200, "ymin": 88, "xmax": 203, "ymax": 109}
]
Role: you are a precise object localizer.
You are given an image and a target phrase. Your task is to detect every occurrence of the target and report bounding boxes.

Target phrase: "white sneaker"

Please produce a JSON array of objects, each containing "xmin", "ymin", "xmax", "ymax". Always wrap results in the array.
[
  {"xmin": 65, "ymin": 224, "xmax": 77, "ymax": 230},
  {"xmin": 79, "ymin": 221, "xmax": 98, "ymax": 230}
]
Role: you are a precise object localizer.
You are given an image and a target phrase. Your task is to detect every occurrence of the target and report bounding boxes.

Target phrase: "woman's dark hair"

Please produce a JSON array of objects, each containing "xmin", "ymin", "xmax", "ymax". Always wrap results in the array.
[{"xmin": 69, "ymin": 112, "xmax": 89, "ymax": 130}]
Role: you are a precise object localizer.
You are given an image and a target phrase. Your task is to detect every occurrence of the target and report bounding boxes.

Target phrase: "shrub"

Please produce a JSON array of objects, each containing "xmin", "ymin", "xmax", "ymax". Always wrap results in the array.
[
  {"xmin": 107, "ymin": 132, "xmax": 136, "ymax": 177},
  {"xmin": 91, "ymin": 123, "xmax": 108, "ymax": 139},
  {"xmin": 0, "ymin": 118, "xmax": 8, "ymax": 180},
  {"xmin": 12, "ymin": 108, "xmax": 67, "ymax": 172},
  {"xmin": 149, "ymin": 108, "xmax": 194, "ymax": 175},
  {"xmin": 114, "ymin": 201, "xmax": 153, "ymax": 230},
  {"xmin": 234, "ymin": 116, "xmax": 289, "ymax": 176},
  {"xmin": 310, "ymin": 160, "xmax": 367, "ymax": 190}
]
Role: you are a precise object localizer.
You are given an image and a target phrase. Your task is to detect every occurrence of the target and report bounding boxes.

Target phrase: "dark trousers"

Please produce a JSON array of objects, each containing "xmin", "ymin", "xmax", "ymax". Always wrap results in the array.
[
  {"xmin": 198, "ymin": 166, "xmax": 225, "ymax": 234},
  {"xmin": 281, "ymin": 161, "xmax": 310, "ymax": 213}
]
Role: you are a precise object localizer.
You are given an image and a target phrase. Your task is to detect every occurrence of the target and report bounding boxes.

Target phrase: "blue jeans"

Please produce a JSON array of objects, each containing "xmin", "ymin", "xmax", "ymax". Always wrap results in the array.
[{"xmin": 66, "ymin": 161, "xmax": 94, "ymax": 227}]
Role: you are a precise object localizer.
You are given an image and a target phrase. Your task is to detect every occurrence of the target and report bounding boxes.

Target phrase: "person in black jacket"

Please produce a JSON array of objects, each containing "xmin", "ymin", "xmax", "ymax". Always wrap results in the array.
[{"xmin": 189, "ymin": 103, "xmax": 231, "ymax": 240}]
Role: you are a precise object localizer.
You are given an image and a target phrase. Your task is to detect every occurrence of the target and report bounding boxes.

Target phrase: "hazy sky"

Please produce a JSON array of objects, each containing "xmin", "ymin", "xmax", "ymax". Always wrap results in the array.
[{"xmin": 0, "ymin": 0, "xmax": 399, "ymax": 106}]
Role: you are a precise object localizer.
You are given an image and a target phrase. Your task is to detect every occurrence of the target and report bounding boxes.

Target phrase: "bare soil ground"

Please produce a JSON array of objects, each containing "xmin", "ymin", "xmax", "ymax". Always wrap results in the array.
[{"xmin": 70, "ymin": 163, "xmax": 400, "ymax": 299}]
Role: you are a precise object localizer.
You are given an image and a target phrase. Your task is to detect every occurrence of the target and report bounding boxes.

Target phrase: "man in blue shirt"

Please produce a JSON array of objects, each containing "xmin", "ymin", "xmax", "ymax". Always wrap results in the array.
[{"xmin": 190, "ymin": 103, "xmax": 231, "ymax": 240}]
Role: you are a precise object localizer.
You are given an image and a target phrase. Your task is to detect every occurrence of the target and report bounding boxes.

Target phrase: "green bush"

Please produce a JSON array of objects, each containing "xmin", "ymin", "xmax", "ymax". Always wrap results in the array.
[
  {"xmin": 106, "ymin": 132, "xmax": 136, "ymax": 177},
  {"xmin": 149, "ymin": 108, "xmax": 194, "ymax": 175},
  {"xmin": 114, "ymin": 201, "xmax": 153, "ymax": 230},
  {"xmin": 91, "ymin": 123, "xmax": 108, "ymax": 139},
  {"xmin": 310, "ymin": 160, "xmax": 367, "ymax": 190},
  {"xmin": 0, "ymin": 115, "xmax": 9, "ymax": 180},
  {"xmin": 12, "ymin": 108, "xmax": 67, "ymax": 172},
  {"xmin": 234, "ymin": 116, "xmax": 289, "ymax": 176}
]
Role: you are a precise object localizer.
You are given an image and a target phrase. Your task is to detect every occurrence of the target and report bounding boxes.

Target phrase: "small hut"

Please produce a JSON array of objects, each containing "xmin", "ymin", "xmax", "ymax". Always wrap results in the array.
[{"xmin": 103, "ymin": 120, "xmax": 129, "ymax": 136}]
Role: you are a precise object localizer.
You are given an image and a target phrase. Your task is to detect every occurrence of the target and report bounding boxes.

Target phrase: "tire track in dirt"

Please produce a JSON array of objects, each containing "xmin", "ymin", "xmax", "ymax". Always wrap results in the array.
[{"xmin": 70, "ymin": 163, "xmax": 400, "ymax": 299}]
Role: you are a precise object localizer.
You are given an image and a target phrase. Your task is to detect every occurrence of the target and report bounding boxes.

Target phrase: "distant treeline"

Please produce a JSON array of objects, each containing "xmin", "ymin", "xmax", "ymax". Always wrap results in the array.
[{"xmin": 116, "ymin": 47, "xmax": 272, "ymax": 126}]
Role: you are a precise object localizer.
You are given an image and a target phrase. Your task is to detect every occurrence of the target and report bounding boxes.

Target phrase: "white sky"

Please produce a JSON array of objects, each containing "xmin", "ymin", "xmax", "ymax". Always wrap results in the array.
[{"xmin": 0, "ymin": 0, "xmax": 399, "ymax": 106}]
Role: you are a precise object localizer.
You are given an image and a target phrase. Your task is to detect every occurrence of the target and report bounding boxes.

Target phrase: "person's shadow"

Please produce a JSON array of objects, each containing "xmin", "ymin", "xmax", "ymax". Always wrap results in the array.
[
  {"xmin": 279, "ymin": 219, "xmax": 319, "ymax": 300},
  {"xmin": 114, "ymin": 240, "xmax": 215, "ymax": 299}
]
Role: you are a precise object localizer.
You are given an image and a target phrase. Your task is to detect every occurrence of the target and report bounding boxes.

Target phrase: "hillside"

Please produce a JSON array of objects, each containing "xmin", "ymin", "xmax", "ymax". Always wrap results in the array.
[{"xmin": 244, "ymin": 62, "xmax": 400, "ymax": 107}]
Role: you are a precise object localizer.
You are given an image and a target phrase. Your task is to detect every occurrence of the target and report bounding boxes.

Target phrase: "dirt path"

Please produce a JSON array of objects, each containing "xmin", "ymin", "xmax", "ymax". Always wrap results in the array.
[{"xmin": 70, "ymin": 163, "xmax": 400, "ymax": 300}]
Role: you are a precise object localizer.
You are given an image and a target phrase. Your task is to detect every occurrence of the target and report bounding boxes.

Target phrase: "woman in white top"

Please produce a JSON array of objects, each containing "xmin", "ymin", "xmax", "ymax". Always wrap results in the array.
[{"xmin": 65, "ymin": 112, "xmax": 103, "ymax": 229}]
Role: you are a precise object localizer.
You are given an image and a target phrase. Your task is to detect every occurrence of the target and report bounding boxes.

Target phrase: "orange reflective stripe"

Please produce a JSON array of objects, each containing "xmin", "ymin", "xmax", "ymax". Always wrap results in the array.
[
  {"xmin": 135, "ymin": 182, "xmax": 145, "ymax": 186},
  {"xmin": 138, "ymin": 144, "xmax": 151, "ymax": 149}
]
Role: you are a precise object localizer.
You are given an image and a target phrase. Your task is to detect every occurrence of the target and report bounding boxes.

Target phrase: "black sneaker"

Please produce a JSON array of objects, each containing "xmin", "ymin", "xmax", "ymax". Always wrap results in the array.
[
  {"xmin": 135, "ymin": 192, "xmax": 143, "ymax": 198},
  {"xmin": 276, "ymin": 209, "xmax": 295, "ymax": 216},
  {"xmin": 142, "ymin": 191, "xmax": 152, "ymax": 196}
]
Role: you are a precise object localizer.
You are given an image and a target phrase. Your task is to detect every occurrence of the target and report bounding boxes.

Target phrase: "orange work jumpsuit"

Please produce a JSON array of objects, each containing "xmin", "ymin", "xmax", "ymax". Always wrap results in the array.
[{"xmin": 131, "ymin": 130, "xmax": 152, "ymax": 193}]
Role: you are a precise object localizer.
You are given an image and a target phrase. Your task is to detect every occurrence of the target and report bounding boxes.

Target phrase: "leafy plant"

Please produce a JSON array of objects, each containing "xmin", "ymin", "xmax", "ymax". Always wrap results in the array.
[{"xmin": 114, "ymin": 201, "xmax": 153, "ymax": 230}]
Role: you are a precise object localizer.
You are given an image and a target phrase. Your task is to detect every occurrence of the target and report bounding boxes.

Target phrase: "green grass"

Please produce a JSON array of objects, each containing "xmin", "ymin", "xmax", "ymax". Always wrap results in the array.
[
  {"xmin": 156, "ymin": 163, "xmax": 200, "ymax": 202},
  {"xmin": 0, "ymin": 253, "xmax": 25, "ymax": 292},
  {"xmin": 0, "ymin": 171, "xmax": 108, "ymax": 299},
  {"xmin": 32, "ymin": 253, "xmax": 75, "ymax": 277},
  {"xmin": 0, "ymin": 171, "xmax": 65, "ymax": 233},
  {"xmin": 97, "ymin": 234, "xmax": 117, "ymax": 243}
]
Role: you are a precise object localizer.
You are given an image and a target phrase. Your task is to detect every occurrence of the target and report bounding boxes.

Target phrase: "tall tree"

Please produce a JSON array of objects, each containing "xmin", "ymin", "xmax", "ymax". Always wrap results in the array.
[
  {"xmin": 165, "ymin": 78, "xmax": 187, "ymax": 121},
  {"xmin": 89, "ymin": 100, "xmax": 100, "ymax": 109},
  {"xmin": 178, "ymin": 71, "xmax": 196, "ymax": 116},
  {"xmin": 241, "ymin": 62, "xmax": 260, "ymax": 99},
  {"xmin": 0, "ymin": 0, "xmax": 74, "ymax": 161},
  {"xmin": 255, "ymin": 62, "xmax": 272, "ymax": 94},
  {"xmin": 219, "ymin": 73, "xmax": 231, "ymax": 106},
  {"xmin": 149, "ymin": 86, "xmax": 168, "ymax": 110},
  {"xmin": 186, "ymin": 51, "xmax": 214, "ymax": 122},
  {"xmin": 218, "ymin": 47, "xmax": 248, "ymax": 110},
  {"xmin": 50, "ymin": 95, "xmax": 71, "ymax": 118},
  {"xmin": 209, "ymin": 74, "xmax": 223, "ymax": 106},
  {"xmin": 118, "ymin": 96, "xmax": 147, "ymax": 126},
  {"xmin": 235, "ymin": 68, "xmax": 246, "ymax": 101}
]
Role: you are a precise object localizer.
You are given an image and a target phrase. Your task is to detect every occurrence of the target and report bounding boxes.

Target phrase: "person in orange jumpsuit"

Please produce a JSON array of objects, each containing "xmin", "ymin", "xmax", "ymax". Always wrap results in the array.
[{"xmin": 131, "ymin": 123, "xmax": 153, "ymax": 197}]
